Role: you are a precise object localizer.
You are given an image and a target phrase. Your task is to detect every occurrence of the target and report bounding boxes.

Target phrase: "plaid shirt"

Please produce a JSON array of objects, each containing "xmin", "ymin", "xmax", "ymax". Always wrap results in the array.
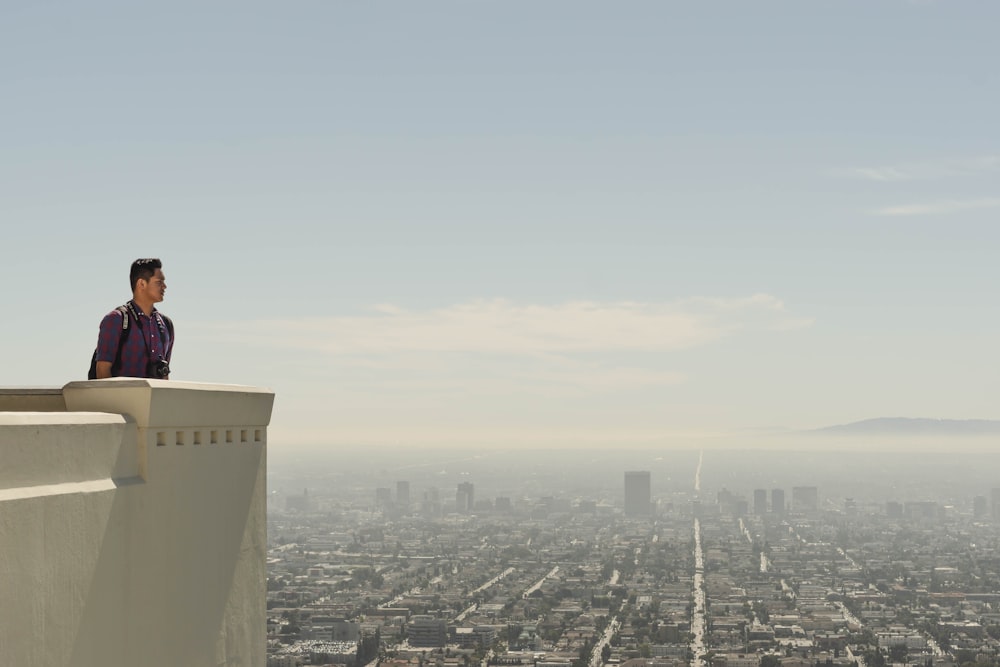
[{"xmin": 96, "ymin": 301, "xmax": 174, "ymax": 378}]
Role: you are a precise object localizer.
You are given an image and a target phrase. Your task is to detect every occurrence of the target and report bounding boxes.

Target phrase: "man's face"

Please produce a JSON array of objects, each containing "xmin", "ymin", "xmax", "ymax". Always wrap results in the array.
[{"xmin": 138, "ymin": 268, "xmax": 166, "ymax": 303}]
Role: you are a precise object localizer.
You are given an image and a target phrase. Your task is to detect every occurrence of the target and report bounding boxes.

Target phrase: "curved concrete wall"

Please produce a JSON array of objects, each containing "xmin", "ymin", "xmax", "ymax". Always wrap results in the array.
[{"xmin": 0, "ymin": 380, "xmax": 274, "ymax": 667}]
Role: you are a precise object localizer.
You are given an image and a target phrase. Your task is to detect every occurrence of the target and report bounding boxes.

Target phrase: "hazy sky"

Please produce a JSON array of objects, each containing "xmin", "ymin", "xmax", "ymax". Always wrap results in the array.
[{"xmin": 3, "ymin": 1, "xmax": 998, "ymax": 448}]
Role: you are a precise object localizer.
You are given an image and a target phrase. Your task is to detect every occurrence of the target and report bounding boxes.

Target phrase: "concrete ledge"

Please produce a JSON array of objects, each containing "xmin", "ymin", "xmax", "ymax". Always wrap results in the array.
[
  {"xmin": 0, "ymin": 387, "xmax": 65, "ymax": 412},
  {"xmin": 63, "ymin": 379, "xmax": 275, "ymax": 429}
]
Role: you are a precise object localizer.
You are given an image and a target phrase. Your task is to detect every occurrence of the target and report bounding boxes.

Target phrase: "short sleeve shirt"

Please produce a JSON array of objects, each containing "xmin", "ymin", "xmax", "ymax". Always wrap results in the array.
[{"xmin": 96, "ymin": 301, "xmax": 173, "ymax": 378}]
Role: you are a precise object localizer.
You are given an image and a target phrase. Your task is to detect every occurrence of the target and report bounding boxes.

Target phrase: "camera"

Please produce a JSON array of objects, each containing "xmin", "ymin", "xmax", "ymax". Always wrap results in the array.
[{"xmin": 148, "ymin": 357, "xmax": 171, "ymax": 380}]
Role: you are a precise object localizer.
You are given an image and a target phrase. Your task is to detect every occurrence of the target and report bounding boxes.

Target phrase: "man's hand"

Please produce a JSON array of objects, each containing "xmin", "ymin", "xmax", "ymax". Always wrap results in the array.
[{"xmin": 95, "ymin": 361, "xmax": 112, "ymax": 379}]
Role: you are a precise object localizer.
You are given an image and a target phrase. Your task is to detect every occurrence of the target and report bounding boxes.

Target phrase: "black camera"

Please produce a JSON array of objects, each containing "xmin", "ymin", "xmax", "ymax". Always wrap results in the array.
[{"xmin": 148, "ymin": 357, "xmax": 171, "ymax": 380}]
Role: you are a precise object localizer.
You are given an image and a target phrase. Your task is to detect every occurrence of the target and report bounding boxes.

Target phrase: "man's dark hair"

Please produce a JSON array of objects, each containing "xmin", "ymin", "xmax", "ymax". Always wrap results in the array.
[{"xmin": 130, "ymin": 258, "xmax": 162, "ymax": 291}]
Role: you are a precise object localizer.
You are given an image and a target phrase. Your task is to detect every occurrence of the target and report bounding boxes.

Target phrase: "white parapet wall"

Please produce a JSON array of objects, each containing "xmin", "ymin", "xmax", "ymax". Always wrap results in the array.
[{"xmin": 0, "ymin": 379, "xmax": 274, "ymax": 667}]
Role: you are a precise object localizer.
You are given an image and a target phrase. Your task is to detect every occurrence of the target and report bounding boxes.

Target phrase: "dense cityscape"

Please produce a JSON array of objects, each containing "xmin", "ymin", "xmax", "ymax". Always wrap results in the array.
[{"xmin": 264, "ymin": 447, "xmax": 1000, "ymax": 667}]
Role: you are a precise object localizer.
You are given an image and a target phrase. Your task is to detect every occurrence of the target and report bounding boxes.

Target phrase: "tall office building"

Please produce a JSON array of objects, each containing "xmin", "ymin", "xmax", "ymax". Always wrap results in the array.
[
  {"xmin": 991, "ymin": 488, "xmax": 1000, "ymax": 521},
  {"xmin": 792, "ymin": 486, "xmax": 819, "ymax": 512},
  {"xmin": 753, "ymin": 489, "xmax": 768, "ymax": 515},
  {"xmin": 771, "ymin": 488, "xmax": 785, "ymax": 516},
  {"xmin": 396, "ymin": 481, "xmax": 410, "ymax": 510},
  {"xmin": 456, "ymin": 482, "xmax": 475, "ymax": 513},
  {"xmin": 624, "ymin": 471, "xmax": 652, "ymax": 517}
]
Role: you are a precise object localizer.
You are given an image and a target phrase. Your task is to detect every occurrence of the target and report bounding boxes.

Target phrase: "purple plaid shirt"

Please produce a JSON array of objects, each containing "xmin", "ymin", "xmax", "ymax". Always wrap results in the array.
[{"xmin": 96, "ymin": 301, "xmax": 174, "ymax": 378}]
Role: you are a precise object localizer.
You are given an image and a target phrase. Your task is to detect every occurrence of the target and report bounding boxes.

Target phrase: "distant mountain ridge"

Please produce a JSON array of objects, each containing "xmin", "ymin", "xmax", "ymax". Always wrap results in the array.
[{"xmin": 812, "ymin": 417, "xmax": 1000, "ymax": 436}]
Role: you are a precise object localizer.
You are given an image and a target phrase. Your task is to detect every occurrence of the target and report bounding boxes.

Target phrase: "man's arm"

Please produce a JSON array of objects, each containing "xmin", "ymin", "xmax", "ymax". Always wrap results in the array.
[
  {"xmin": 95, "ymin": 310, "xmax": 125, "ymax": 378},
  {"xmin": 162, "ymin": 315, "xmax": 174, "ymax": 379}
]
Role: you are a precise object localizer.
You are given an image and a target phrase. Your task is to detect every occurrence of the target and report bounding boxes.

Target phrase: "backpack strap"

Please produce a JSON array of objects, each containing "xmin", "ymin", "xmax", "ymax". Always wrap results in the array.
[
  {"xmin": 161, "ymin": 314, "xmax": 174, "ymax": 360},
  {"xmin": 111, "ymin": 305, "xmax": 132, "ymax": 375},
  {"xmin": 117, "ymin": 305, "xmax": 130, "ymax": 331},
  {"xmin": 160, "ymin": 314, "xmax": 174, "ymax": 341}
]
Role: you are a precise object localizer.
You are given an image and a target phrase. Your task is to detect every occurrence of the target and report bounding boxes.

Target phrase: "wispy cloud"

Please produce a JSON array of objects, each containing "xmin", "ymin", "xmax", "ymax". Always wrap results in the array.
[
  {"xmin": 193, "ymin": 295, "xmax": 810, "ymax": 396},
  {"xmin": 872, "ymin": 197, "xmax": 1000, "ymax": 217},
  {"xmin": 204, "ymin": 294, "xmax": 811, "ymax": 357},
  {"xmin": 849, "ymin": 155, "xmax": 1000, "ymax": 182}
]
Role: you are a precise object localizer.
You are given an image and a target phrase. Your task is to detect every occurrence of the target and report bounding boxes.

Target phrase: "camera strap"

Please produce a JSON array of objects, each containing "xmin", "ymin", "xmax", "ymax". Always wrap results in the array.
[{"xmin": 126, "ymin": 301, "xmax": 169, "ymax": 364}]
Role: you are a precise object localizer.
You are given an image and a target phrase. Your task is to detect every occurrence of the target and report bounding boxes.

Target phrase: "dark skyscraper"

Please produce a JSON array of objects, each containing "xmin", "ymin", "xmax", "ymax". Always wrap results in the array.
[
  {"xmin": 396, "ymin": 481, "xmax": 410, "ymax": 510},
  {"xmin": 456, "ymin": 482, "xmax": 474, "ymax": 513},
  {"xmin": 624, "ymin": 471, "xmax": 651, "ymax": 517},
  {"xmin": 771, "ymin": 488, "xmax": 785, "ymax": 516},
  {"xmin": 753, "ymin": 489, "xmax": 767, "ymax": 515}
]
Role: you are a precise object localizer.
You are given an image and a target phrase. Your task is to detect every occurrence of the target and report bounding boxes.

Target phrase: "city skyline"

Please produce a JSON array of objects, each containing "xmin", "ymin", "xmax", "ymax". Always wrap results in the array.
[
  {"xmin": 262, "ymin": 443, "xmax": 1000, "ymax": 664},
  {"xmin": 3, "ymin": 1, "xmax": 1000, "ymax": 449}
]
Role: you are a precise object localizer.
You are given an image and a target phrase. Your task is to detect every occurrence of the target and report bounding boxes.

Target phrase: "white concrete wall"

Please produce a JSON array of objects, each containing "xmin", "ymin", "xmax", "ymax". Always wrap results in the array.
[{"xmin": 0, "ymin": 379, "xmax": 274, "ymax": 667}]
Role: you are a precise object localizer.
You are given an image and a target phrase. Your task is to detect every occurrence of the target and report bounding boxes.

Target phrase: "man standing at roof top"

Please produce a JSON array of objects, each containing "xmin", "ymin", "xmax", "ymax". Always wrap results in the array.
[{"xmin": 92, "ymin": 258, "xmax": 174, "ymax": 379}]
